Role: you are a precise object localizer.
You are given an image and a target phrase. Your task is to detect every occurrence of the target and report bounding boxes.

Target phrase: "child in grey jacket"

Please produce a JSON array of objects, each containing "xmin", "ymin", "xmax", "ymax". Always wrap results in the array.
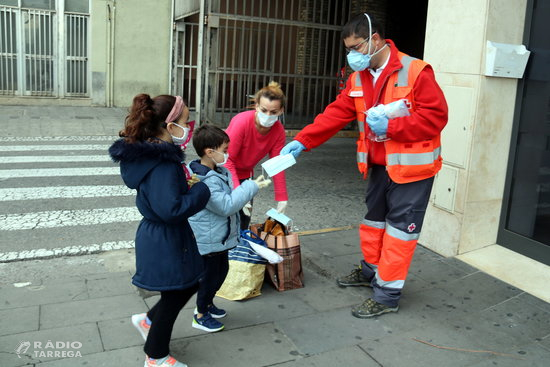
[{"xmin": 188, "ymin": 124, "xmax": 271, "ymax": 332}]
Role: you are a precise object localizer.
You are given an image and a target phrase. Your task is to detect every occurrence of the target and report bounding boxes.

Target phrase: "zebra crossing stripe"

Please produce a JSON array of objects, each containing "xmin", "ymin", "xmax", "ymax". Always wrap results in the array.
[
  {"xmin": 0, "ymin": 185, "xmax": 135, "ymax": 201},
  {"xmin": 0, "ymin": 240, "xmax": 135, "ymax": 262},
  {"xmin": 0, "ymin": 207, "xmax": 142, "ymax": 231},
  {"xmin": 0, "ymin": 144, "xmax": 111, "ymax": 152},
  {"xmin": 0, "ymin": 155, "xmax": 111, "ymax": 163},
  {"xmin": 0, "ymin": 167, "xmax": 120, "ymax": 178}
]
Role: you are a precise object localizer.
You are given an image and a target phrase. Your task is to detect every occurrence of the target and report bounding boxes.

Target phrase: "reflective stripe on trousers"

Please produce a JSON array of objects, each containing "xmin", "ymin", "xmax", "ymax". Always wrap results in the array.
[{"xmin": 360, "ymin": 221, "xmax": 416, "ymax": 289}]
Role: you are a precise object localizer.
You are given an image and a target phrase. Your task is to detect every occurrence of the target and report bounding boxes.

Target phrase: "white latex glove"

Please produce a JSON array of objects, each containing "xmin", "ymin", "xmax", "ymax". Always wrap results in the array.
[
  {"xmin": 276, "ymin": 200, "xmax": 288, "ymax": 214},
  {"xmin": 242, "ymin": 201, "xmax": 252, "ymax": 217},
  {"xmin": 253, "ymin": 175, "xmax": 272, "ymax": 189}
]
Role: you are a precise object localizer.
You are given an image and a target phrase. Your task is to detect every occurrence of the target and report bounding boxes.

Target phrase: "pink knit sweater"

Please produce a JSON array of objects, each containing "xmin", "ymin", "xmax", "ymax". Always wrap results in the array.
[{"xmin": 225, "ymin": 110, "xmax": 288, "ymax": 201}]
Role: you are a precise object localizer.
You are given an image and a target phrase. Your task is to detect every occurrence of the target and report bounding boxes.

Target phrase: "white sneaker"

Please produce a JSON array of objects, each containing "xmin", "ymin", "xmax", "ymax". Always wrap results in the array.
[
  {"xmin": 144, "ymin": 355, "xmax": 187, "ymax": 367},
  {"xmin": 131, "ymin": 313, "xmax": 150, "ymax": 341}
]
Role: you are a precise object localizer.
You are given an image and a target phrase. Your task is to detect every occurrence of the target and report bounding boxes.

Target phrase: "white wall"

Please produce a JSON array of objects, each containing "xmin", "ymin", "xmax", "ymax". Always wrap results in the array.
[{"xmin": 420, "ymin": 0, "xmax": 529, "ymax": 256}]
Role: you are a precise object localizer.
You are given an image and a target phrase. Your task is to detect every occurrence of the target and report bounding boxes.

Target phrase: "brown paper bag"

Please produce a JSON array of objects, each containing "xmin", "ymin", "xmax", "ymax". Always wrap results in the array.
[{"xmin": 251, "ymin": 223, "xmax": 304, "ymax": 291}]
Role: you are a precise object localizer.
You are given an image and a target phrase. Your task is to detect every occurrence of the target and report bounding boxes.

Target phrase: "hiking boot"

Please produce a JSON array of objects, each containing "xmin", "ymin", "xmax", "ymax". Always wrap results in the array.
[
  {"xmin": 144, "ymin": 355, "xmax": 187, "ymax": 367},
  {"xmin": 131, "ymin": 313, "xmax": 150, "ymax": 341},
  {"xmin": 336, "ymin": 267, "xmax": 371, "ymax": 287},
  {"xmin": 194, "ymin": 304, "xmax": 226, "ymax": 319},
  {"xmin": 351, "ymin": 298, "xmax": 399, "ymax": 318},
  {"xmin": 192, "ymin": 313, "xmax": 224, "ymax": 332}
]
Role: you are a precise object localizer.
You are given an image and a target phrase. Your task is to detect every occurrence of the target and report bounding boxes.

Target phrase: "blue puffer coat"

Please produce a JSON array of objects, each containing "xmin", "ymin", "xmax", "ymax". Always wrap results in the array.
[
  {"xmin": 188, "ymin": 160, "xmax": 258, "ymax": 255},
  {"xmin": 108, "ymin": 138, "xmax": 210, "ymax": 291}
]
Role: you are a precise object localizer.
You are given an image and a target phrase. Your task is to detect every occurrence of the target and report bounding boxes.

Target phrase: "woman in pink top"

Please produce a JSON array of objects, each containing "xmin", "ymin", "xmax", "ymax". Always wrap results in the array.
[{"xmin": 225, "ymin": 81, "xmax": 288, "ymax": 230}]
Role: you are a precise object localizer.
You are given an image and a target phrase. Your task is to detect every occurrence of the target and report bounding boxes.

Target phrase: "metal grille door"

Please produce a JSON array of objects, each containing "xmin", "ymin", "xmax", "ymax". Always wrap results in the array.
[
  {"xmin": 0, "ymin": 6, "xmax": 17, "ymax": 94},
  {"xmin": 65, "ymin": 13, "xmax": 88, "ymax": 97},
  {"xmin": 174, "ymin": 0, "xmax": 352, "ymax": 128},
  {"xmin": 22, "ymin": 8, "xmax": 55, "ymax": 96},
  {"xmin": 0, "ymin": 1, "xmax": 89, "ymax": 98}
]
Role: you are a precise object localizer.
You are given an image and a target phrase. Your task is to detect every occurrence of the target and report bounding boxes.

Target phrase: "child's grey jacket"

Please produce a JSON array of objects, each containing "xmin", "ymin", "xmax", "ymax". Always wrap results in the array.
[{"xmin": 188, "ymin": 160, "xmax": 259, "ymax": 255}]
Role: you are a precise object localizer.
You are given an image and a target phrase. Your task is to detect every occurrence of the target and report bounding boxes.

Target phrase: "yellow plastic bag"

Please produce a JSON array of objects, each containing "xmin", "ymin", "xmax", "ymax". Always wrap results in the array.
[{"xmin": 216, "ymin": 260, "xmax": 266, "ymax": 300}]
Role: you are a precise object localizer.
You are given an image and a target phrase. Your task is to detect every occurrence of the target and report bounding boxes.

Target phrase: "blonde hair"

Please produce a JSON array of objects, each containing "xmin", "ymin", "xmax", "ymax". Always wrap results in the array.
[{"xmin": 252, "ymin": 81, "xmax": 286, "ymax": 109}]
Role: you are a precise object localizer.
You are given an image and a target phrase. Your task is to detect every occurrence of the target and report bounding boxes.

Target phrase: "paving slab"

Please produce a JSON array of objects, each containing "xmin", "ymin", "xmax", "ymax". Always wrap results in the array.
[
  {"xmin": 169, "ymin": 323, "xmax": 299, "ymax": 367},
  {"xmin": 85, "ymin": 272, "xmax": 135, "ymax": 299},
  {"xmin": 444, "ymin": 295, "xmax": 550, "ymax": 349},
  {"xmin": 373, "ymin": 287, "xmax": 465, "ymax": 332},
  {"xmin": 538, "ymin": 335, "xmax": 550, "ymax": 351},
  {"xmin": 0, "ymin": 279, "xmax": 88, "ymax": 310},
  {"xmin": 466, "ymin": 342, "xmax": 550, "ymax": 367},
  {"xmin": 300, "ymin": 230, "xmax": 360, "ymax": 257},
  {"xmin": 274, "ymin": 345, "xmax": 380, "ymax": 367},
  {"xmin": 439, "ymin": 256, "xmax": 479, "ymax": 275},
  {"xmin": 40, "ymin": 294, "xmax": 147, "ymax": 329},
  {"xmin": 409, "ymin": 255, "xmax": 471, "ymax": 288},
  {"xmin": 0, "ymin": 322, "xmax": 102, "ymax": 367},
  {"xmin": 0, "ymin": 305, "xmax": 39, "ymax": 336},
  {"xmin": 97, "ymin": 317, "xmax": 146, "ymax": 351},
  {"xmin": 275, "ymin": 307, "xmax": 388, "ymax": 356},
  {"xmin": 289, "ymin": 268, "xmax": 365, "ymax": 312},
  {"xmin": 361, "ymin": 325, "xmax": 509, "ymax": 367},
  {"xmin": 36, "ymin": 345, "xmax": 144, "ymax": 367}
]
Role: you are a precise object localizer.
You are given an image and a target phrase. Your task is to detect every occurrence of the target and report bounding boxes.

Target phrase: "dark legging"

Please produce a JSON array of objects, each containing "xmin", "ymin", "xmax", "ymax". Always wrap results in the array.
[
  {"xmin": 196, "ymin": 251, "xmax": 229, "ymax": 314},
  {"xmin": 144, "ymin": 283, "xmax": 199, "ymax": 359}
]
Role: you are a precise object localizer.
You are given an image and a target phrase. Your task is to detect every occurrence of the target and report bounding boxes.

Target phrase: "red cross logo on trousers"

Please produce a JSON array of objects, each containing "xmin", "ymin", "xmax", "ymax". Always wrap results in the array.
[{"xmin": 407, "ymin": 223, "xmax": 416, "ymax": 232}]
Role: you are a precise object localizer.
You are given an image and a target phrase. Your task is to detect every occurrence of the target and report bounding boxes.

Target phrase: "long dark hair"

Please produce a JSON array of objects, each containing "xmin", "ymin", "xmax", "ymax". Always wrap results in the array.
[{"xmin": 120, "ymin": 94, "xmax": 177, "ymax": 143}]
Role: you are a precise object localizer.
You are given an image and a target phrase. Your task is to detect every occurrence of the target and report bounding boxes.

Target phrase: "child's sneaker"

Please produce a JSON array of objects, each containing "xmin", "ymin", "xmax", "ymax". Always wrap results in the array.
[
  {"xmin": 144, "ymin": 355, "xmax": 187, "ymax": 367},
  {"xmin": 192, "ymin": 313, "xmax": 224, "ymax": 332},
  {"xmin": 131, "ymin": 313, "xmax": 150, "ymax": 341},
  {"xmin": 194, "ymin": 304, "xmax": 226, "ymax": 319}
]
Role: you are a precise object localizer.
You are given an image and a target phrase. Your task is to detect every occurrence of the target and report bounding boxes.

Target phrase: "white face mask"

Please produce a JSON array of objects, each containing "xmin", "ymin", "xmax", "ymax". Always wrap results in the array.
[
  {"xmin": 211, "ymin": 150, "xmax": 229, "ymax": 166},
  {"xmin": 170, "ymin": 123, "xmax": 190, "ymax": 145},
  {"xmin": 257, "ymin": 110, "xmax": 279, "ymax": 128}
]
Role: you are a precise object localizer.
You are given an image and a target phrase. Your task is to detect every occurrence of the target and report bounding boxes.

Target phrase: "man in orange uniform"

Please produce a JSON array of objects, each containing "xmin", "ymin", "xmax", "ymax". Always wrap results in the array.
[{"xmin": 281, "ymin": 12, "xmax": 448, "ymax": 317}]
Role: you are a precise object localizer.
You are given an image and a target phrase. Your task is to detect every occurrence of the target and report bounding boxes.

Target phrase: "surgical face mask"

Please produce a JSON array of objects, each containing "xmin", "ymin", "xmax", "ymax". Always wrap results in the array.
[
  {"xmin": 211, "ymin": 150, "xmax": 229, "ymax": 166},
  {"xmin": 346, "ymin": 13, "xmax": 387, "ymax": 72},
  {"xmin": 347, "ymin": 50, "xmax": 372, "ymax": 72},
  {"xmin": 257, "ymin": 110, "xmax": 279, "ymax": 127},
  {"xmin": 170, "ymin": 123, "xmax": 190, "ymax": 145},
  {"xmin": 346, "ymin": 39, "xmax": 388, "ymax": 71}
]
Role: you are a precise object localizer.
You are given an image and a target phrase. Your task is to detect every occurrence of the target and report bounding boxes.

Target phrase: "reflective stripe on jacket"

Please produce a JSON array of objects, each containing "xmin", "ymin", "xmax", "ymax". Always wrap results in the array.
[{"xmin": 349, "ymin": 52, "xmax": 443, "ymax": 183}]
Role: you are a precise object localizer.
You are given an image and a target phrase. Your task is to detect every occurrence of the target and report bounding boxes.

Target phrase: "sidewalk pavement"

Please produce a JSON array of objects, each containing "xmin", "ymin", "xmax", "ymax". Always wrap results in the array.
[
  {"xmin": 1, "ymin": 227, "xmax": 549, "ymax": 367},
  {"xmin": 0, "ymin": 105, "xmax": 549, "ymax": 366}
]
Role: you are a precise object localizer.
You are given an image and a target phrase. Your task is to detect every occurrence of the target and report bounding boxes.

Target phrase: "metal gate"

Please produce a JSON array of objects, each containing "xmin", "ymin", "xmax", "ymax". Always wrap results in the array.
[
  {"xmin": 0, "ymin": 1, "xmax": 89, "ymax": 98},
  {"xmin": 173, "ymin": 0, "xmax": 352, "ymax": 128}
]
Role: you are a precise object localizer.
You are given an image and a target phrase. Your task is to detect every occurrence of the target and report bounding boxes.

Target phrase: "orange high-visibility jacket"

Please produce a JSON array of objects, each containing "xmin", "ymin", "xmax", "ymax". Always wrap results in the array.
[
  {"xmin": 294, "ymin": 40, "xmax": 447, "ymax": 178},
  {"xmin": 350, "ymin": 52, "xmax": 443, "ymax": 184}
]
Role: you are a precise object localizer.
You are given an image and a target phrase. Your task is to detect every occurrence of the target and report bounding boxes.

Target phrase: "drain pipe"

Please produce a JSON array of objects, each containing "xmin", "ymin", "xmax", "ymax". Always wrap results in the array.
[
  {"xmin": 106, "ymin": 1, "xmax": 116, "ymax": 107},
  {"xmin": 168, "ymin": 0, "xmax": 175, "ymax": 93}
]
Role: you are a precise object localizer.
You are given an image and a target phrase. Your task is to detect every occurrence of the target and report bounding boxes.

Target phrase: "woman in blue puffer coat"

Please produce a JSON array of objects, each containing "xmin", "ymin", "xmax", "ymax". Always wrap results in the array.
[{"xmin": 109, "ymin": 93, "xmax": 210, "ymax": 367}]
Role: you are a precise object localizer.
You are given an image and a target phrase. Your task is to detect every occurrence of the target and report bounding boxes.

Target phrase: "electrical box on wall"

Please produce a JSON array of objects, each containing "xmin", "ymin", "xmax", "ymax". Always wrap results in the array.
[
  {"xmin": 433, "ymin": 166, "xmax": 459, "ymax": 213},
  {"xmin": 485, "ymin": 41, "xmax": 530, "ymax": 78}
]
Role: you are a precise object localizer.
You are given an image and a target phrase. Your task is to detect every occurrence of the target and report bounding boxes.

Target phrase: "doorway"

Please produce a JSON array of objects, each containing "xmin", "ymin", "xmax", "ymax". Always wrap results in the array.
[{"xmin": 499, "ymin": 0, "xmax": 550, "ymax": 266}]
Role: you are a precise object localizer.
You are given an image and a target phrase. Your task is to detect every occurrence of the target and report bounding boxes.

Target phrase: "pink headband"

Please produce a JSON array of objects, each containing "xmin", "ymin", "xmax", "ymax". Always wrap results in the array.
[{"xmin": 165, "ymin": 96, "xmax": 184, "ymax": 123}]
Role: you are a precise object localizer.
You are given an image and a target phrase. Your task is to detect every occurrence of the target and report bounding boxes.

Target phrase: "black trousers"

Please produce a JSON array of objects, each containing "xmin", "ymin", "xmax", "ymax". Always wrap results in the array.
[
  {"xmin": 196, "ymin": 251, "xmax": 229, "ymax": 314},
  {"xmin": 144, "ymin": 283, "xmax": 199, "ymax": 359}
]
